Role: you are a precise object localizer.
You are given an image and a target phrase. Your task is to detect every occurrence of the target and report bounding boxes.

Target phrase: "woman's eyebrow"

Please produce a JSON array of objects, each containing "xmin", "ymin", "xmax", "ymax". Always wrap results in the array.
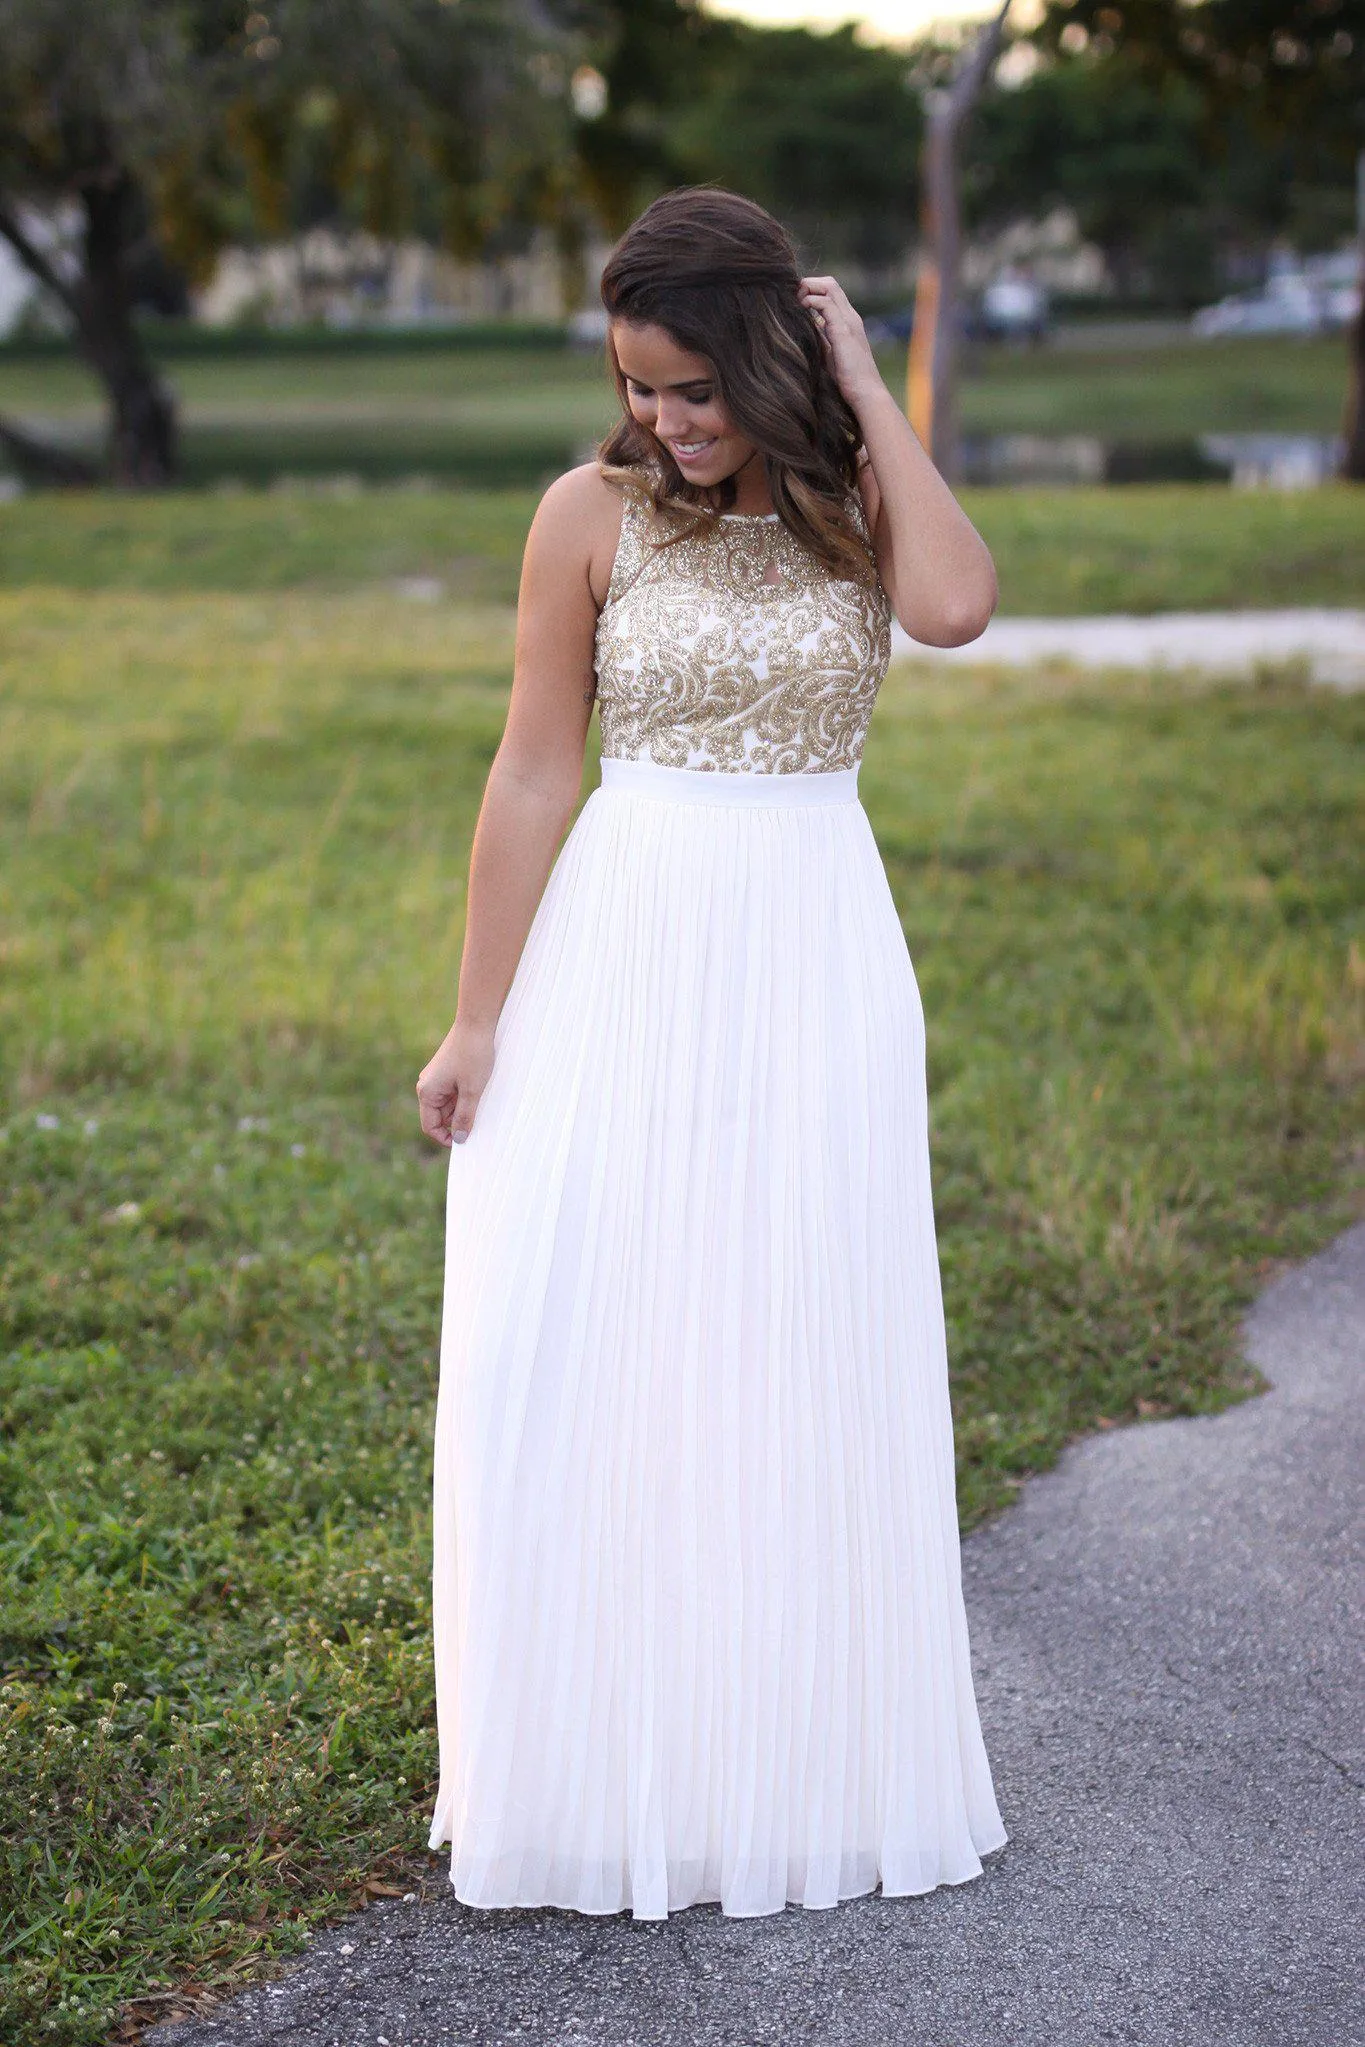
[{"xmin": 624, "ymin": 373, "xmax": 712, "ymax": 389}]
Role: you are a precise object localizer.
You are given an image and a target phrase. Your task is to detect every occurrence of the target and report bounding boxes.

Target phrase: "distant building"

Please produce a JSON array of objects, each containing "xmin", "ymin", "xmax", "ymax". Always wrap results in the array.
[
  {"xmin": 962, "ymin": 209, "xmax": 1109, "ymax": 298},
  {"xmin": 193, "ymin": 226, "xmax": 612, "ymax": 329}
]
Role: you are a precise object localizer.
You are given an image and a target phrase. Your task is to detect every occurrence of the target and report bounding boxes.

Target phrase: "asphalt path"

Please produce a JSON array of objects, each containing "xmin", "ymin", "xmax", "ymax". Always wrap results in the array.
[
  {"xmin": 890, "ymin": 611, "xmax": 1365, "ymax": 688},
  {"xmin": 150, "ymin": 1224, "xmax": 1365, "ymax": 2047}
]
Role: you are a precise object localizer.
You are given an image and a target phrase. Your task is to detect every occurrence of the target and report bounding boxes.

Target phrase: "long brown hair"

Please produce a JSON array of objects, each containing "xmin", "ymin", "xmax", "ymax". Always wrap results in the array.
[{"xmin": 596, "ymin": 187, "xmax": 875, "ymax": 585}]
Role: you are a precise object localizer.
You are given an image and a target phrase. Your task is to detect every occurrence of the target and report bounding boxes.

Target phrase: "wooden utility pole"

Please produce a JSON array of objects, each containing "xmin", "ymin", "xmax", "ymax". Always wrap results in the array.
[{"xmin": 907, "ymin": 0, "xmax": 1012, "ymax": 481}]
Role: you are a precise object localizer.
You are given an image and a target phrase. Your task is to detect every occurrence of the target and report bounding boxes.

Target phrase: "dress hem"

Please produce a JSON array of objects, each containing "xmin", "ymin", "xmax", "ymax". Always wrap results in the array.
[{"xmin": 434, "ymin": 1826, "xmax": 1010, "ymax": 1923}]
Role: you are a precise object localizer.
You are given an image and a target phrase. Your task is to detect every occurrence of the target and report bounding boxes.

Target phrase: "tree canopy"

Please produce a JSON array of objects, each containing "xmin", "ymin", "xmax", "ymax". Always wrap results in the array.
[
  {"xmin": 1, "ymin": 0, "xmax": 1361, "ymax": 482},
  {"xmin": 0, "ymin": 0, "xmax": 572, "ymax": 478}
]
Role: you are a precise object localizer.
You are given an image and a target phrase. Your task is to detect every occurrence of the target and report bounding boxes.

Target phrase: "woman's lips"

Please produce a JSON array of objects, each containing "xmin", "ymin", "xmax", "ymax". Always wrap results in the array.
[{"xmin": 669, "ymin": 438, "xmax": 717, "ymax": 468}]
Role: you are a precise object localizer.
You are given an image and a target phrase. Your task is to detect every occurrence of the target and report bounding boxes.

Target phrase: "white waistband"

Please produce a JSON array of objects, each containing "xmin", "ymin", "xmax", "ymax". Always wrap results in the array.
[{"xmin": 598, "ymin": 757, "xmax": 860, "ymax": 807}]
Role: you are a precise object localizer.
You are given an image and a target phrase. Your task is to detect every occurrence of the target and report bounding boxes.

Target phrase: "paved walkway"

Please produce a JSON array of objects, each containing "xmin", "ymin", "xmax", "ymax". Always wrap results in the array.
[
  {"xmin": 151, "ymin": 1225, "xmax": 1365, "ymax": 2047},
  {"xmin": 891, "ymin": 610, "xmax": 1365, "ymax": 687}
]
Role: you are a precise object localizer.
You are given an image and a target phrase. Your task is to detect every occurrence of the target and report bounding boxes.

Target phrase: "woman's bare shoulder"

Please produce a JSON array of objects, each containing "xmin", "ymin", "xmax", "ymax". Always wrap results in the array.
[
  {"xmin": 532, "ymin": 462, "xmax": 629, "ymax": 541},
  {"xmin": 527, "ymin": 462, "xmax": 633, "ymax": 608}
]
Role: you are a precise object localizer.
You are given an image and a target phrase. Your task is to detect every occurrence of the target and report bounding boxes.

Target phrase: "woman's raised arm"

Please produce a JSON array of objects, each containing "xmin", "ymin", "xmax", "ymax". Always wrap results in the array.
[{"xmin": 798, "ymin": 274, "xmax": 998, "ymax": 648}]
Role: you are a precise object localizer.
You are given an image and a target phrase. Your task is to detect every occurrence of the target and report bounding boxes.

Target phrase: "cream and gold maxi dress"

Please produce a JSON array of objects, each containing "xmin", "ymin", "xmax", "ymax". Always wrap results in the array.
[{"xmin": 428, "ymin": 483, "xmax": 1007, "ymax": 1919}]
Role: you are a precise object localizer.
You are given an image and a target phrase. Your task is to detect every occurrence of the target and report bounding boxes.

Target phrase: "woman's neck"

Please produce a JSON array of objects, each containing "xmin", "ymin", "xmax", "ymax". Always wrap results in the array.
[{"xmin": 718, "ymin": 448, "xmax": 773, "ymax": 517}]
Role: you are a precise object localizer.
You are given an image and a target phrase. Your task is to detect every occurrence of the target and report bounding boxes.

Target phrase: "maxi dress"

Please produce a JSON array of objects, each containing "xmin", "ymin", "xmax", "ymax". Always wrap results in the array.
[{"xmin": 427, "ymin": 482, "xmax": 1008, "ymax": 1919}]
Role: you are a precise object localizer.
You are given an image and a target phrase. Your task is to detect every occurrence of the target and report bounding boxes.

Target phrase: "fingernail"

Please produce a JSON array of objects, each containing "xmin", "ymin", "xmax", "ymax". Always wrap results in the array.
[{"xmin": 453, "ymin": 1131, "xmax": 468, "ymax": 1144}]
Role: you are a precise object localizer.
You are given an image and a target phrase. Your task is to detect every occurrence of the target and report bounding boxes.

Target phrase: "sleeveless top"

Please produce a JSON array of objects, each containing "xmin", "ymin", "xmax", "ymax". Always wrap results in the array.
[{"xmin": 593, "ymin": 483, "xmax": 894, "ymax": 776}]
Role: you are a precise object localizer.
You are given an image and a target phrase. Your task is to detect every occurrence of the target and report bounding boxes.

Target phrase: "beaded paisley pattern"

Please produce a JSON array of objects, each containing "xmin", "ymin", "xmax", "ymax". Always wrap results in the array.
[{"xmin": 593, "ymin": 484, "xmax": 893, "ymax": 775}]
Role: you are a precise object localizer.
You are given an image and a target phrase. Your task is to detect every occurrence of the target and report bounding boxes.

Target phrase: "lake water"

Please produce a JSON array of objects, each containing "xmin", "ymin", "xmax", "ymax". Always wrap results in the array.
[
  {"xmin": 0, "ymin": 431, "xmax": 1345, "ymax": 495},
  {"xmin": 959, "ymin": 433, "xmax": 1344, "ymax": 488}
]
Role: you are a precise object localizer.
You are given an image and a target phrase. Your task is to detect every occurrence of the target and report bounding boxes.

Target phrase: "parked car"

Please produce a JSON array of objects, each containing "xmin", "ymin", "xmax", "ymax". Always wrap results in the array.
[
  {"xmin": 865, "ymin": 275, "xmax": 1054, "ymax": 350},
  {"xmin": 1192, "ymin": 256, "xmax": 1361, "ymax": 338},
  {"xmin": 863, "ymin": 305, "xmax": 915, "ymax": 346},
  {"xmin": 973, "ymin": 271, "xmax": 1051, "ymax": 342}
]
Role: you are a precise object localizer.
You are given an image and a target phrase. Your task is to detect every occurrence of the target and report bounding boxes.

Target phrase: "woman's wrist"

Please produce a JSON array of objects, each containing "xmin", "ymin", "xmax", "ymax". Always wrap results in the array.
[
  {"xmin": 452, "ymin": 1004, "xmax": 499, "ymax": 1040},
  {"xmin": 847, "ymin": 379, "xmax": 910, "ymax": 439}
]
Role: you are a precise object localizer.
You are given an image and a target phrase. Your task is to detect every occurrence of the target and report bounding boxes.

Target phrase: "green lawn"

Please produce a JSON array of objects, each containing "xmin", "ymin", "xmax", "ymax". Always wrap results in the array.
[
  {"xmin": 1, "ymin": 481, "xmax": 1361, "ymax": 612},
  {"xmin": 955, "ymin": 331, "xmax": 1344, "ymax": 436},
  {"xmin": 1, "ymin": 516, "xmax": 1363, "ymax": 2042},
  {"xmin": 0, "ymin": 332, "xmax": 1348, "ymax": 485}
]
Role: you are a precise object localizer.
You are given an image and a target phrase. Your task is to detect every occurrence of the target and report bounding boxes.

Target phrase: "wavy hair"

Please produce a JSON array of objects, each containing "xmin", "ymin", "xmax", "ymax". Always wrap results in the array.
[{"xmin": 595, "ymin": 187, "xmax": 876, "ymax": 586}]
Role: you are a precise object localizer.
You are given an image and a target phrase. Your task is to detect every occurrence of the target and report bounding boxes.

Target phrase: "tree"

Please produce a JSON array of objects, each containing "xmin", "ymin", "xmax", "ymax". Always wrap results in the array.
[
  {"xmin": 666, "ymin": 21, "xmax": 923, "ymax": 273},
  {"xmin": 971, "ymin": 54, "xmax": 1209, "ymax": 302},
  {"xmin": 907, "ymin": 1, "xmax": 1011, "ymax": 481},
  {"xmin": 0, "ymin": 0, "xmax": 571, "ymax": 485},
  {"xmin": 566, "ymin": 0, "xmax": 713, "ymax": 237},
  {"xmin": 566, "ymin": 2, "xmax": 923, "ymax": 272},
  {"xmin": 1034, "ymin": 0, "xmax": 1365, "ymax": 477}
]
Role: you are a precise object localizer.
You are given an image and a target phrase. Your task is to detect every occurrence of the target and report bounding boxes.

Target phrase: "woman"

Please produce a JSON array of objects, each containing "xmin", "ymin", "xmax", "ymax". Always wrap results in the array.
[{"xmin": 417, "ymin": 187, "xmax": 1007, "ymax": 1920}]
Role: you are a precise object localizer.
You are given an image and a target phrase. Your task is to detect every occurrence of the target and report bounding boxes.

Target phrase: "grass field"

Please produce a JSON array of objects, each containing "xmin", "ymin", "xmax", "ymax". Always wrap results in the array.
[
  {"xmin": 1, "ymin": 499, "xmax": 1363, "ymax": 2043},
  {"xmin": 0, "ymin": 332, "xmax": 1347, "ymax": 485},
  {"xmin": 1, "ymin": 481, "xmax": 1361, "ymax": 612}
]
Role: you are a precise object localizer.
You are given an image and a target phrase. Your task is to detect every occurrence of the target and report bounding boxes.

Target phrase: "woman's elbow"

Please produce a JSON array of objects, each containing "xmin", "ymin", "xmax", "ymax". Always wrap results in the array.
[
  {"xmin": 900, "ymin": 574, "xmax": 998, "ymax": 649},
  {"xmin": 490, "ymin": 746, "xmax": 584, "ymax": 827}
]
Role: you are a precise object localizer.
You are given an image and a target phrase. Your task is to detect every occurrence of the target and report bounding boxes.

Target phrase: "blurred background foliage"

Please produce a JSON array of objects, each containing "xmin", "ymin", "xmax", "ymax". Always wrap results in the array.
[{"xmin": 0, "ymin": 0, "xmax": 1360, "ymax": 479}]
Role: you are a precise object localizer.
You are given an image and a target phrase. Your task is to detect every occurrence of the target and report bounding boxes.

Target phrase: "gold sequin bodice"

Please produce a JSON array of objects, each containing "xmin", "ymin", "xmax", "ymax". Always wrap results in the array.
[{"xmin": 593, "ymin": 485, "xmax": 893, "ymax": 775}]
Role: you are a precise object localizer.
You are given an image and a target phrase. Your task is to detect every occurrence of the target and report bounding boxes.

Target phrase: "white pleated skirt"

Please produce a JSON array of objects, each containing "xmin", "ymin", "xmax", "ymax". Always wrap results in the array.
[{"xmin": 428, "ymin": 755, "xmax": 1007, "ymax": 1920}]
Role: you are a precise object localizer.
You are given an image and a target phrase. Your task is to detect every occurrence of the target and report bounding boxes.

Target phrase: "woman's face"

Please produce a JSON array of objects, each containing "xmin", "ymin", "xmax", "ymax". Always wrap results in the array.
[{"xmin": 612, "ymin": 320, "xmax": 758, "ymax": 488}]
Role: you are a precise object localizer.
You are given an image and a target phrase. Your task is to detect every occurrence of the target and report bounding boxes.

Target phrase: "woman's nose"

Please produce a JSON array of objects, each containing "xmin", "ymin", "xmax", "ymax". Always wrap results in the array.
[{"xmin": 654, "ymin": 402, "xmax": 693, "ymax": 440}]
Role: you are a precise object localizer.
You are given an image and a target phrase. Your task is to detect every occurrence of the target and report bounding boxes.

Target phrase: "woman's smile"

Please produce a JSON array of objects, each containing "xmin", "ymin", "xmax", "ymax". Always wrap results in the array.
[{"xmin": 668, "ymin": 435, "xmax": 718, "ymax": 466}]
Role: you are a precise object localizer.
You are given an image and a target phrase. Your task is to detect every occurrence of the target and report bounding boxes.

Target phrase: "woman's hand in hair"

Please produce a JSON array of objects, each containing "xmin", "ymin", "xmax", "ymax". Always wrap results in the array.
[
  {"xmin": 801, "ymin": 282, "xmax": 998, "ymax": 645},
  {"xmin": 798, "ymin": 276, "xmax": 883, "ymax": 410}
]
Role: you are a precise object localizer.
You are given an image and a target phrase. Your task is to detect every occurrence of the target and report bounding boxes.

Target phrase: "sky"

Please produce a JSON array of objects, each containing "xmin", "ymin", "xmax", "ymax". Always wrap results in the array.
[{"xmin": 701, "ymin": 0, "xmax": 1011, "ymax": 45}]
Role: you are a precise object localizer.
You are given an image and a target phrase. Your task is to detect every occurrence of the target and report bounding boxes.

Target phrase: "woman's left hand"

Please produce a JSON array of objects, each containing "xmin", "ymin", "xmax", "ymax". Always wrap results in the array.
[{"xmin": 798, "ymin": 276, "xmax": 883, "ymax": 412}]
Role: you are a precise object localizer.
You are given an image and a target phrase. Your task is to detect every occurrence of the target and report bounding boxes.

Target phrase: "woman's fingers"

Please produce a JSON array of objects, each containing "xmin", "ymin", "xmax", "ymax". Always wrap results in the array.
[
  {"xmin": 417, "ymin": 1022, "xmax": 496, "ymax": 1148},
  {"xmin": 417, "ymin": 1085, "xmax": 456, "ymax": 1147},
  {"xmin": 449, "ymin": 1084, "xmax": 483, "ymax": 1146},
  {"xmin": 416, "ymin": 1076, "xmax": 485, "ymax": 1147}
]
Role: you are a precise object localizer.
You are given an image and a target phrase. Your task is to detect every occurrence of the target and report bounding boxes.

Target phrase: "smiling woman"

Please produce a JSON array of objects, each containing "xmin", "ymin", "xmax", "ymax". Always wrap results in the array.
[
  {"xmin": 594, "ymin": 189, "xmax": 998, "ymax": 645},
  {"xmin": 418, "ymin": 184, "xmax": 1006, "ymax": 1924}
]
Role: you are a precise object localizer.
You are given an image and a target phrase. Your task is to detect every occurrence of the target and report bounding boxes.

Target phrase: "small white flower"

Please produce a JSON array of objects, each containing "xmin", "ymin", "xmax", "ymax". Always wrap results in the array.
[{"xmin": 35, "ymin": 1113, "xmax": 59, "ymax": 1130}]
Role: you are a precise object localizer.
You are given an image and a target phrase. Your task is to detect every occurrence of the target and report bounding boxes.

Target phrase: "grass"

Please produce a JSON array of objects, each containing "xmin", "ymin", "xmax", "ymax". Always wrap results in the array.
[
  {"xmin": 0, "ymin": 333, "xmax": 1347, "ymax": 485},
  {"xmin": 954, "ymin": 331, "xmax": 1344, "ymax": 437},
  {"xmin": 0, "ymin": 481, "xmax": 1361, "ymax": 612},
  {"xmin": 1, "ymin": 512, "xmax": 1363, "ymax": 2043}
]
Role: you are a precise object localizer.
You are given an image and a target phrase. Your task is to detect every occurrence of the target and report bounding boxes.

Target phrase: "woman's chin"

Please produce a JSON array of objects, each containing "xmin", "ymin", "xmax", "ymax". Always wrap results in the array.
[{"xmin": 674, "ymin": 455, "xmax": 748, "ymax": 492}]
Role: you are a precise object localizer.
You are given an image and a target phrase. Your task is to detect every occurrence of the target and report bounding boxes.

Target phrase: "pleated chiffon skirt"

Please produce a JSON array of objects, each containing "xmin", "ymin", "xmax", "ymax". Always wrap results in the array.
[{"xmin": 428, "ymin": 755, "xmax": 1007, "ymax": 1919}]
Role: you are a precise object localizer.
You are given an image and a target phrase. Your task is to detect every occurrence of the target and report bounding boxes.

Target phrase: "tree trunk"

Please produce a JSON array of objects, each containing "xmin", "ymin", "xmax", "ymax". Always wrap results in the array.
[
  {"xmin": 0, "ymin": 176, "xmax": 178, "ymax": 487},
  {"xmin": 1342, "ymin": 152, "xmax": 1365, "ymax": 483},
  {"xmin": 908, "ymin": 111, "xmax": 959, "ymax": 474},
  {"xmin": 1343, "ymin": 297, "xmax": 1365, "ymax": 481},
  {"xmin": 906, "ymin": 1, "xmax": 1012, "ymax": 483},
  {"xmin": 73, "ymin": 174, "xmax": 178, "ymax": 486}
]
